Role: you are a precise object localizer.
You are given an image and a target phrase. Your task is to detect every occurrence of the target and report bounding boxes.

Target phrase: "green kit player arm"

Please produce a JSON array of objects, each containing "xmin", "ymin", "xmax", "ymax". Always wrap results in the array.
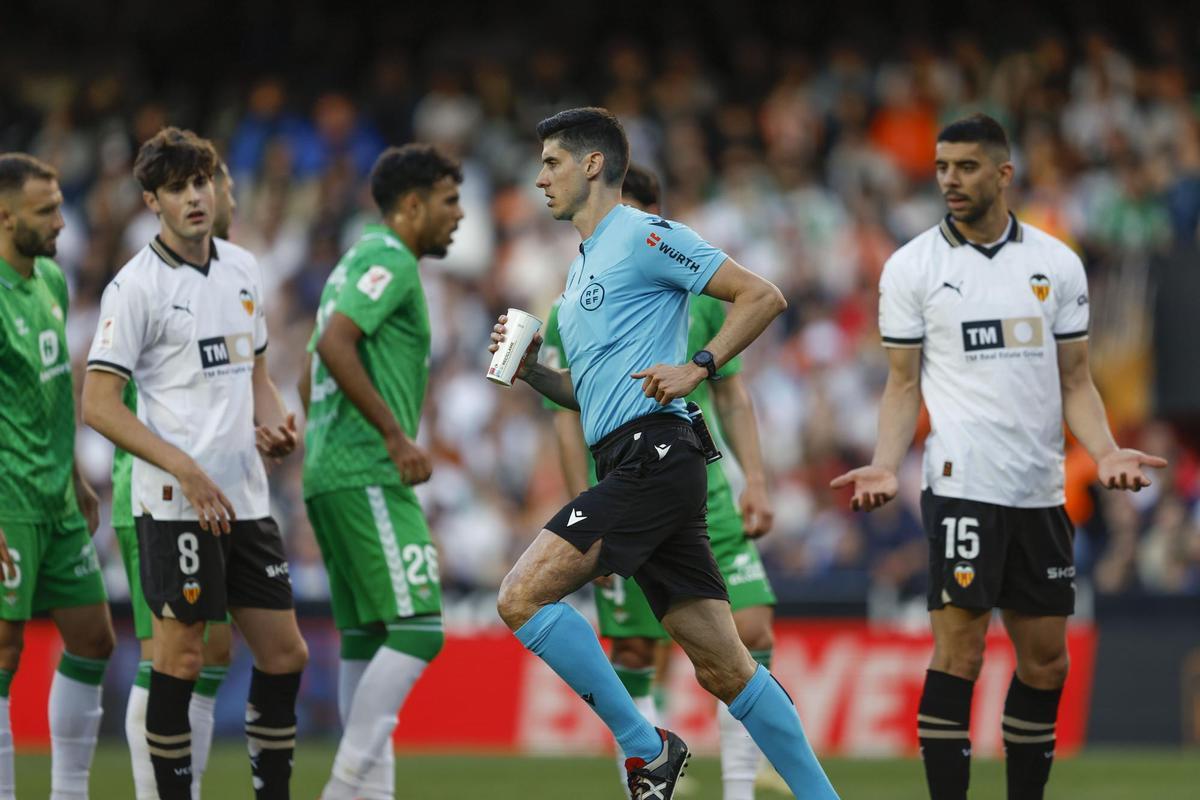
[
  {"xmin": 315, "ymin": 311, "xmax": 431, "ymax": 485},
  {"xmin": 82, "ymin": 370, "xmax": 236, "ymax": 533},
  {"xmin": 711, "ymin": 374, "xmax": 774, "ymax": 538}
]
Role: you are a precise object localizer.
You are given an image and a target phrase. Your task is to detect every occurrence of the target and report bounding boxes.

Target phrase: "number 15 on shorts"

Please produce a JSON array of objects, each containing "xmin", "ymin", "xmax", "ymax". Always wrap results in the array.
[{"xmin": 943, "ymin": 517, "xmax": 980, "ymax": 559}]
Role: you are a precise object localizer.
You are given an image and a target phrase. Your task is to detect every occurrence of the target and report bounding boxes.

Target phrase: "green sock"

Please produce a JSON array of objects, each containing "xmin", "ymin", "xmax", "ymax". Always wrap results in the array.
[
  {"xmin": 57, "ymin": 652, "xmax": 108, "ymax": 686},
  {"xmin": 195, "ymin": 664, "xmax": 229, "ymax": 698},
  {"xmin": 614, "ymin": 665, "xmax": 655, "ymax": 700},
  {"xmin": 384, "ymin": 616, "xmax": 444, "ymax": 662},
  {"xmin": 134, "ymin": 660, "xmax": 152, "ymax": 690},
  {"xmin": 340, "ymin": 625, "xmax": 387, "ymax": 661},
  {"xmin": 0, "ymin": 668, "xmax": 13, "ymax": 698}
]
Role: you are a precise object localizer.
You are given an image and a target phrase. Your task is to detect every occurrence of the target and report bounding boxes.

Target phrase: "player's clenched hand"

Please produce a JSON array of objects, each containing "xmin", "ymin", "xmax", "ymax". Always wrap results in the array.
[
  {"xmin": 75, "ymin": 474, "xmax": 101, "ymax": 535},
  {"xmin": 0, "ymin": 526, "xmax": 14, "ymax": 587},
  {"xmin": 830, "ymin": 465, "xmax": 899, "ymax": 512},
  {"xmin": 739, "ymin": 480, "xmax": 775, "ymax": 538},
  {"xmin": 1098, "ymin": 448, "xmax": 1168, "ymax": 492},
  {"xmin": 386, "ymin": 432, "xmax": 432, "ymax": 485},
  {"xmin": 257, "ymin": 413, "xmax": 298, "ymax": 460},
  {"xmin": 488, "ymin": 315, "xmax": 543, "ymax": 381},
  {"xmin": 630, "ymin": 362, "xmax": 706, "ymax": 404},
  {"xmin": 175, "ymin": 459, "xmax": 236, "ymax": 534}
]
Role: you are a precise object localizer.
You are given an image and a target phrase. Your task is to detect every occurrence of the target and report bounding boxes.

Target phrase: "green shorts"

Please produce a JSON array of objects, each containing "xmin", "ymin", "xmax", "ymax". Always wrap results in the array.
[
  {"xmin": 595, "ymin": 575, "xmax": 669, "ymax": 640},
  {"xmin": 116, "ymin": 524, "xmax": 232, "ymax": 640},
  {"xmin": 1, "ymin": 515, "xmax": 108, "ymax": 620},
  {"xmin": 306, "ymin": 485, "xmax": 442, "ymax": 630},
  {"xmin": 115, "ymin": 524, "xmax": 154, "ymax": 639},
  {"xmin": 707, "ymin": 485, "xmax": 776, "ymax": 612}
]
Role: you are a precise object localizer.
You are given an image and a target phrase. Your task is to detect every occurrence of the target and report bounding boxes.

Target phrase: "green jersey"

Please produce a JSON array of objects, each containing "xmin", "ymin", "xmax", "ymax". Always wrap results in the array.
[
  {"xmin": 303, "ymin": 225, "xmax": 431, "ymax": 499},
  {"xmin": 0, "ymin": 256, "xmax": 78, "ymax": 522},
  {"xmin": 111, "ymin": 380, "xmax": 138, "ymax": 527},
  {"xmin": 542, "ymin": 293, "xmax": 741, "ymax": 494}
]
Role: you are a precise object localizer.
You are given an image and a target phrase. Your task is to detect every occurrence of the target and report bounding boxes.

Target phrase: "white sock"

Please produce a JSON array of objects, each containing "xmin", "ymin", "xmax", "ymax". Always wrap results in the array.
[
  {"xmin": 0, "ymin": 697, "xmax": 14, "ymax": 800},
  {"xmin": 338, "ymin": 658, "xmax": 394, "ymax": 800},
  {"xmin": 718, "ymin": 701, "xmax": 760, "ymax": 800},
  {"xmin": 614, "ymin": 695, "xmax": 660, "ymax": 800},
  {"xmin": 124, "ymin": 685, "xmax": 157, "ymax": 800},
  {"xmin": 189, "ymin": 692, "xmax": 218, "ymax": 799},
  {"xmin": 49, "ymin": 672, "xmax": 103, "ymax": 800},
  {"xmin": 323, "ymin": 647, "xmax": 425, "ymax": 799}
]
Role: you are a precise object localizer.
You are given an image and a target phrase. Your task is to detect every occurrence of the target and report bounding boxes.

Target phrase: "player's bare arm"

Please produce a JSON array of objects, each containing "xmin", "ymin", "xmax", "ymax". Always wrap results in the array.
[
  {"xmin": 82, "ymin": 368, "xmax": 235, "ymax": 533},
  {"xmin": 252, "ymin": 355, "xmax": 297, "ymax": 460},
  {"xmin": 489, "ymin": 315, "xmax": 579, "ymax": 409},
  {"xmin": 298, "ymin": 351, "xmax": 312, "ymax": 417},
  {"xmin": 317, "ymin": 309, "xmax": 431, "ymax": 484},
  {"xmin": 72, "ymin": 460, "xmax": 101, "ymax": 534},
  {"xmin": 633, "ymin": 258, "xmax": 786, "ymax": 404},
  {"xmin": 831, "ymin": 346, "xmax": 922, "ymax": 511},
  {"xmin": 553, "ymin": 410, "xmax": 591, "ymax": 497},
  {"xmin": 1057, "ymin": 339, "xmax": 1167, "ymax": 490},
  {"xmin": 710, "ymin": 374, "xmax": 774, "ymax": 537}
]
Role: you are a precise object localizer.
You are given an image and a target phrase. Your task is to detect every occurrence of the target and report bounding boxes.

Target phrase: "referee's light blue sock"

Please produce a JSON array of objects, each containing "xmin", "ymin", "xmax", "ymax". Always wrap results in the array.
[
  {"xmin": 729, "ymin": 664, "xmax": 840, "ymax": 799},
  {"xmin": 515, "ymin": 602, "xmax": 662, "ymax": 761}
]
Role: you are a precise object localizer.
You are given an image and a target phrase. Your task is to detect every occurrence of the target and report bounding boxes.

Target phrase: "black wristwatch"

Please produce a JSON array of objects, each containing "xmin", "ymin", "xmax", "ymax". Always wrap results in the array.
[{"xmin": 691, "ymin": 349, "xmax": 719, "ymax": 380}]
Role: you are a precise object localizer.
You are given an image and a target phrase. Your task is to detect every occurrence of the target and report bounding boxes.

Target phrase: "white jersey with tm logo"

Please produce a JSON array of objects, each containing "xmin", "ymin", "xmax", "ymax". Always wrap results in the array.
[
  {"xmin": 87, "ymin": 236, "xmax": 270, "ymax": 521},
  {"xmin": 879, "ymin": 214, "xmax": 1090, "ymax": 508}
]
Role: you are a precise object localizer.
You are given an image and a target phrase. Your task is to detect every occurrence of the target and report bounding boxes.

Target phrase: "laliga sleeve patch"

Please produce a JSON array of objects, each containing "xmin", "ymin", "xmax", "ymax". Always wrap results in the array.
[
  {"xmin": 99, "ymin": 316, "xmax": 116, "ymax": 349},
  {"xmin": 356, "ymin": 265, "xmax": 394, "ymax": 301}
]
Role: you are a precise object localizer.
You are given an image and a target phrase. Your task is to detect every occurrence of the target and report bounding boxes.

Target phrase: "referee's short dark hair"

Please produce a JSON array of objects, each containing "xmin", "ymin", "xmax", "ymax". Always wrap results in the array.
[
  {"xmin": 134, "ymin": 127, "xmax": 218, "ymax": 193},
  {"xmin": 937, "ymin": 113, "xmax": 1011, "ymax": 161},
  {"xmin": 622, "ymin": 163, "xmax": 660, "ymax": 210},
  {"xmin": 536, "ymin": 107, "xmax": 630, "ymax": 186},
  {"xmin": 0, "ymin": 153, "xmax": 57, "ymax": 195},
  {"xmin": 370, "ymin": 144, "xmax": 463, "ymax": 215}
]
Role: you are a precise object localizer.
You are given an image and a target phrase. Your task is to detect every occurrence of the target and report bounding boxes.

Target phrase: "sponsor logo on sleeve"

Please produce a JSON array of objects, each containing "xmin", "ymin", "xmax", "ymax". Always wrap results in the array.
[{"xmin": 357, "ymin": 265, "xmax": 394, "ymax": 301}]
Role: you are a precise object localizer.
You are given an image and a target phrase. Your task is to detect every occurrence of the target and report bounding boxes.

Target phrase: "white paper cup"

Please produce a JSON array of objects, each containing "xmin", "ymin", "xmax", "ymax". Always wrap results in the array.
[{"xmin": 486, "ymin": 308, "xmax": 543, "ymax": 386}]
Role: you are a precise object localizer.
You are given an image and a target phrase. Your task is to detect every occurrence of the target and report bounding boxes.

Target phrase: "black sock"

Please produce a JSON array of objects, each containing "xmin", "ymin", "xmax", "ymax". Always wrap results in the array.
[
  {"xmin": 245, "ymin": 667, "xmax": 302, "ymax": 799},
  {"xmin": 147, "ymin": 669, "xmax": 196, "ymax": 800},
  {"xmin": 918, "ymin": 669, "xmax": 974, "ymax": 800},
  {"xmin": 1003, "ymin": 675, "xmax": 1062, "ymax": 800}
]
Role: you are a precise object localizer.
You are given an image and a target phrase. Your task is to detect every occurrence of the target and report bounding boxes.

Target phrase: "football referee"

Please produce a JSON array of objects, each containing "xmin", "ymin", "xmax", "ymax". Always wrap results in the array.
[{"xmin": 832, "ymin": 113, "xmax": 1166, "ymax": 800}]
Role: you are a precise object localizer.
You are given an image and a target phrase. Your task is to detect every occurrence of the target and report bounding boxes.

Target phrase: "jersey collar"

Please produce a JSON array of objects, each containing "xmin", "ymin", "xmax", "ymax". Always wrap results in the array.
[
  {"xmin": 149, "ymin": 235, "xmax": 219, "ymax": 275},
  {"xmin": 0, "ymin": 255, "xmax": 39, "ymax": 292},
  {"xmin": 362, "ymin": 224, "xmax": 413, "ymax": 257},
  {"xmin": 938, "ymin": 212, "xmax": 1023, "ymax": 259},
  {"xmin": 580, "ymin": 204, "xmax": 624, "ymax": 253}
]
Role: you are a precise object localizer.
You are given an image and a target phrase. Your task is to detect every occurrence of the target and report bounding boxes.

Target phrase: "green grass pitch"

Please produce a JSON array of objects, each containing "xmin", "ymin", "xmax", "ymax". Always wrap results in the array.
[{"xmin": 13, "ymin": 742, "xmax": 1199, "ymax": 798}]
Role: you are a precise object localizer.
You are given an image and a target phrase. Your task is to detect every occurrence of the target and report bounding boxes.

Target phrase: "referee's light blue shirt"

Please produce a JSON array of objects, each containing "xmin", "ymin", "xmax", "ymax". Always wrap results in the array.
[{"xmin": 557, "ymin": 204, "xmax": 727, "ymax": 446}]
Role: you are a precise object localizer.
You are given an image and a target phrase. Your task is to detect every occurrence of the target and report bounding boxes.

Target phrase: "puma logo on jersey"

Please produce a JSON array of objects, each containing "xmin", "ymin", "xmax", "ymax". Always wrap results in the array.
[
  {"xmin": 172, "ymin": 302, "xmax": 193, "ymax": 316},
  {"xmin": 655, "ymin": 444, "xmax": 671, "ymax": 459},
  {"xmin": 567, "ymin": 509, "xmax": 588, "ymax": 527},
  {"xmin": 940, "ymin": 281, "xmax": 964, "ymax": 297}
]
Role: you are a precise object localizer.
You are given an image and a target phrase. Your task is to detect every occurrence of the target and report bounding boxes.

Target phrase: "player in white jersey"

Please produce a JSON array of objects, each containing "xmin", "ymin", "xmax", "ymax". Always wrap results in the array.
[
  {"xmin": 832, "ymin": 114, "xmax": 1166, "ymax": 800},
  {"xmin": 81, "ymin": 128, "xmax": 308, "ymax": 800}
]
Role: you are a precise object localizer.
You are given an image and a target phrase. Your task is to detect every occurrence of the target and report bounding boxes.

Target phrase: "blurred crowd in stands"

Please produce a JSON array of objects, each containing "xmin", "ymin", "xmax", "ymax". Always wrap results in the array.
[{"xmin": 4, "ymin": 7, "xmax": 1199, "ymax": 613}]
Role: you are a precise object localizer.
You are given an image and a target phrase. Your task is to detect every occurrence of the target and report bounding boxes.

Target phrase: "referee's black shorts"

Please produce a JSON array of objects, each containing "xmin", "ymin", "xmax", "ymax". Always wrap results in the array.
[{"xmin": 544, "ymin": 411, "xmax": 729, "ymax": 619}]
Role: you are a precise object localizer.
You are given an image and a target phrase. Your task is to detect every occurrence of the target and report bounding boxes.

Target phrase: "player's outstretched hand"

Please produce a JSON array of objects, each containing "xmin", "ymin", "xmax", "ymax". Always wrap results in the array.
[
  {"xmin": 830, "ymin": 465, "xmax": 899, "ymax": 512},
  {"xmin": 257, "ymin": 413, "xmax": 298, "ymax": 461},
  {"xmin": 0, "ymin": 526, "xmax": 15, "ymax": 587},
  {"xmin": 630, "ymin": 362, "xmax": 706, "ymax": 404},
  {"xmin": 488, "ymin": 315, "xmax": 543, "ymax": 381},
  {"xmin": 176, "ymin": 460, "xmax": 236, "ymax": 534},
  {"xmin": 1098, "ymin": 448, "xmax": 1168, "ymax": 492},
  {"xmin": 740, "ymin": 480, "xmax": 775, "ymax": 538},
  {"xmin": 386, "ymin": 432, "xmax": 433, "ymax": 485}
]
